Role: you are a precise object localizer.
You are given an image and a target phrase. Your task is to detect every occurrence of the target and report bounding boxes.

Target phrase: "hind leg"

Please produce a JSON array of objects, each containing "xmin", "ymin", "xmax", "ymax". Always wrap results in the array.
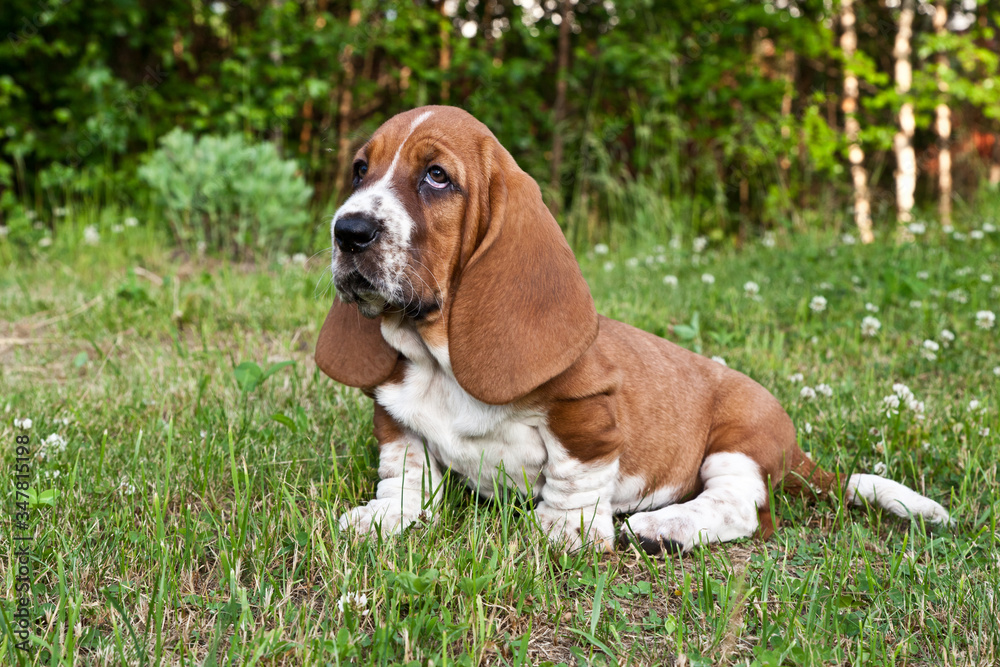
[{"xmin": 621, "ymin": 452, "xmax": 767, "ymax": 554}]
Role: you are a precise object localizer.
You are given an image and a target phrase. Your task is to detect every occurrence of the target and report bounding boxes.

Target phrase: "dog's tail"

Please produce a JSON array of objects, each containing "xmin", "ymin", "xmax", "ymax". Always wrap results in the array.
[{"xmin": 781, "ymin": 448, "xmax": 952, "ymax": 525}]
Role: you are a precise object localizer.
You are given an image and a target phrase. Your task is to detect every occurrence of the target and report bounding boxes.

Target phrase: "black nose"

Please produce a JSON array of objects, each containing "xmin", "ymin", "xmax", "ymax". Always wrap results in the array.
[{"xmin": 334, "ymin": 215, "xmax": 379, "ymax": 253}]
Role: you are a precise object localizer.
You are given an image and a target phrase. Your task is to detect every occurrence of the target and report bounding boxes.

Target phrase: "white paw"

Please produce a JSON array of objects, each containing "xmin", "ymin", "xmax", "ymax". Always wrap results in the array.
[
  {"xmin": 338, "ymin": 499, "xmax": 424, "ymax": 536},
  {"xmin": 621, "ymin": 508, "xmax": 700, "ymax": 555},
  {"xmin": 535, "ymin": 502, "xmax": 615, "ymax": 552}
]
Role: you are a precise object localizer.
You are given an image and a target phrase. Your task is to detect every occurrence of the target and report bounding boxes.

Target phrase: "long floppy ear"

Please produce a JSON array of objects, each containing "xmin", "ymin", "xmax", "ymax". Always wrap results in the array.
[
  {"xmin": 315, "ymin": 297, "xmax": 399, "ymax": 389},
  {"xmin": 448, "ymin": 146, "xmax": 598, "ymax": 405}
]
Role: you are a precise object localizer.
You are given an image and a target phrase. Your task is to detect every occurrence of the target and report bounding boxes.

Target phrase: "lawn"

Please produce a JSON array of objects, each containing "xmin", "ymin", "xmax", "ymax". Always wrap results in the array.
[{"xmin": 1, "ymin": 214, "xmax": 998, "ymax": 666}]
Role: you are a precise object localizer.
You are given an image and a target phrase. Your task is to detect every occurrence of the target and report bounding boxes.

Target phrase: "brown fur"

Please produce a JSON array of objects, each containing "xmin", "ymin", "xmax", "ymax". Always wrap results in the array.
[{"xmin": 316, "ymin": 106, "xmax": 835, "ymax": 537}]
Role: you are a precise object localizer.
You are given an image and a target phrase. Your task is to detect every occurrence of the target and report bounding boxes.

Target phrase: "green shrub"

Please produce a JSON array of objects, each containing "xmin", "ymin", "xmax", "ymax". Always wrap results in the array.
[{"xmin": 138, "ymin": 128, "xmax": 313, "ymax": 256}]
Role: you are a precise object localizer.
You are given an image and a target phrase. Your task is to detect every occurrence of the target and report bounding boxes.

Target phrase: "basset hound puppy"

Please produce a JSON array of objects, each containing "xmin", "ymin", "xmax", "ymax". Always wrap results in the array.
[{"xmin": 315, "ymin": 106, "xmax": 951, "ymax": 554}]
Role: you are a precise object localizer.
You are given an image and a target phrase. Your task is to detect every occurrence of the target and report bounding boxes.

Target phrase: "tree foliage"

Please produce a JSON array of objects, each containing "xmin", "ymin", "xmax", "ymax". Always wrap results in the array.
[{"xmin": 2, "ymin": 0, "xmax": 998, "ymax": 243}]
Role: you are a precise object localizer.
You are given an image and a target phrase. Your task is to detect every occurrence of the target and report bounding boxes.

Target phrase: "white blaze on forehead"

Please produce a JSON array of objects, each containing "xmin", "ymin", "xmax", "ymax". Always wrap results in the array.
[{"xmin": 333, "ymin": 108, "xmax": 435, "ymax": 228}]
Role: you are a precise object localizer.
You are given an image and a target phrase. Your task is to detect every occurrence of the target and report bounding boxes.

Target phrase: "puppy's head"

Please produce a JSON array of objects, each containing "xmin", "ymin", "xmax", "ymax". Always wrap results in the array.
[
  {"xmin": 318, "ymin": 106, "xmax": 598, "ymax": 403},
  {"xmin": 330, "ymin": 106, "xmax": 479, "ymax": 320}
]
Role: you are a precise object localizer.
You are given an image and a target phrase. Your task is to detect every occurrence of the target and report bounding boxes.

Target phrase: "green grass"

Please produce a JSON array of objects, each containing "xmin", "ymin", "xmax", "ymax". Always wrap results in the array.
[{"xmin": 1, "ymin": 214, "xmax": 998, "ymax": 666}]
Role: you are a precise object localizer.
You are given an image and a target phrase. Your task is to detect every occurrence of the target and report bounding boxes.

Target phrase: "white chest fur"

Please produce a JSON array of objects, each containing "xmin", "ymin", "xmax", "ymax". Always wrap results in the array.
[{"xmin": 375, "ymin": 321, "xmax": 548, "ymax": 497}]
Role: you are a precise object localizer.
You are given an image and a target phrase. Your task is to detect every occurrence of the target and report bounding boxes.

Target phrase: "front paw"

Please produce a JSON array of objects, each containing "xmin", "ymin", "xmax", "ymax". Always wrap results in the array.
[
  {"xmin": 535, "ymin": 502, "xmax": 614, "ymax": 552},
  {"xmin": 338, "ymin": 499, "xmax": 425, "ymax": 536}
]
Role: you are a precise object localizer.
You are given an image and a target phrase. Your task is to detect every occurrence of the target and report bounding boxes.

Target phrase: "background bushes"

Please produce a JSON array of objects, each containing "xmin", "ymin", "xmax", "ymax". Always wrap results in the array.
[{"xmin": 2, "ymin": 0, "xmax": 999, "ymax": 252}]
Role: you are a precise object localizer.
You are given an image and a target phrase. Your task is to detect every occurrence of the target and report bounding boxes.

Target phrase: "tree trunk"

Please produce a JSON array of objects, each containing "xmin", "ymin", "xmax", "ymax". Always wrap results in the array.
[
  {"xmin": 481, "ymin": 0, "xmax": 497, "ymax": 50},
  {"xmin": 934, "ymin": 0, "xmax": 952, "ymax": 226},
  {"xmin": 549, "ymin": 0, "xmax": 572, "ymax": 214},
  {"xmin": 335, "ymin": 8, "xmax": 362, "ymax": 195},
  {"xmin": 991, "ymin": 133, "xmax": 1000, "ymax": 186},
  {"xmin": 893, "ymin": 0, "xmax": 916, "ymax": 240},
  {"xmin": 438, "ymin": 1, "xmax": 452, "ymax": 103},
  {"xmin": 840, "ymin": 0, "xmax": 873, "ymax": 243}
]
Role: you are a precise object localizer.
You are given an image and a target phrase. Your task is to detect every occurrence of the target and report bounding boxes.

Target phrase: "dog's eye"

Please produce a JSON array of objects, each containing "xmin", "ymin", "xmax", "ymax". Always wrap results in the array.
[
  {"xmin": 423, "ymin": 166, "xmax": 450, "ymax": 190},
  {"xmin": 353, "ymin": 162, "xmax": 368, "ymax": 186}
]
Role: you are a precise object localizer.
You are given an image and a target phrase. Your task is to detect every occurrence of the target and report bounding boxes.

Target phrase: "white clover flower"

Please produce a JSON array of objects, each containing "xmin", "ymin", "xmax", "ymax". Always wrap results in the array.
[
  {"xmin": 939, "ymin": 329, "xmax": 955, "ymax": 345},
  {"xmin": 809, "ymin": 296, "xmax": 827, "ymax": 312},
  {"xmin": 644, "ymin": 255, "xmax": 656, "ymax": 266},
  {"xmin": 14, "ymin": 417, "xmax": 33, "ymax": 430},
  {"xmin": 603, "ymin": 261, "xmax": 615, "ymax": 272},
  {"xmin": 111, "ymin": 224, "xmax": 124, "ymax": 234},
  {"xmin": 39, "ymin": 237, "xmax": 53, "ymax": 247},
  {"xmin": 815, "ymin": 383, "xmax": 833, "ymax": 398},
  {"xmin": 968, "ymin": 399, "xmax": 981, "ymax": 412},
  {"xmin": 53, "ymin": 206, "xmax": 68, "ymax": 217},
  {"xmin": 669, "ymin": 237, "xmax": 682, "ymax": 250},
  {"xmin": 655, "ymin": 254, "xmax": 667, "ymax": 264},
  {"xmin": 693, "ymin": 236, "xmax": 708, "ymax": 253},
  {"xmin": 762, "ymin": 232, "xmax": 776, "ymax": 248},
  {"xmin": 981, "ymin": 427, "xmax": 991, "ymax": 437},
  {"xmin": 593, "ymin": 243, "xmax": 609, "ymax": 255},
  {"xmin": 43, "ymin": 433, "xmax": 67, "ymax": 455},
  {"xmin": 861, "ymin": 316, "xmax": 881, "ymax": 337},
  {"xmin": 83, "ymin": 225, "xmax": 100, "ymax": 245},
  {"xmin": 625, "ymin": 257, "xmax": 640, "ymax": 269},
  {"xmin": 337, "ymin": 592, "xmax": 370, "ymax": 616},
  {"xmin": 711, "ymin": 356, "xmax": 727, "ymax": 366},
  {"xmin": 662, "ymin": 274, "xmax": 678, "ymax": 287},
  {"xmin": 743, "ymin": 281, "xmax": 760, "ymax": 298},
  {"xmin": 788, "ymin": 373, "xmax": 804, "ymax": 383},
  {"xmin": 907, "ymin": 222, "xmax": 926, "ymax": 235},
  {"xmin": 982, "ymin": 222, "xmax": 997, "ymax": 233},
  {"xmin": 921, "ymin": 339, "xmax": 939, "ymax": 361},
  {"xmin": 976, "ymin": 310, "xmax": 996, "ymax": 329},
  {"xmin": 803, "ymin": 422, "xmax": 813, "ymax": 434},
  {"xmin": 124, "ymin": 216, "xmax": 139, "ymax": 227},
  {"xmin": 0, "ymin": 225, "xmax": 8, "ymax": 238},
  {"xmin": 292, "ymin": 252, "xmax": 308, "ymax": 266},
  {"xmin": 883, "ymin": 394, "xmax": 901, "ymax": 412},
  {"xmin": 865, "ymin": 302, "xmax": 879, "ymax": 313},
  {"xmin": 873, "ymin": 461, "xmax": 888, "ymax": 476},
  {"xmin": 701, "ymin": 273, "xmax": 715, "ymax": 285},
  {"xmin": 982, "ymin": 274, "xmax": 993, "ymax": 283},
  {"xmin": 653, "ymin": 244, "xmax": 666, "ymax": 254},
  {"xmin": 800, "ymin": 386, "xmax": 817, "ymax": 400},
  {"xmin": 970, "ymin": 230, "xmax": 985, "ymax": 240},
  {"xmin": 818, "ymin": 282, "xmax": 833, "ymax": 291},
  {"xmin": 994, "ymin": 366, "xmax": 1000, "ymax": 377},
  {"xmin": 119, "ymin": 478, "xmax": 136, "ymax": 496},
  {"xmin": 916, "ymin": 270, "xmax": 930, "ymax": 280},
  {"xmin": 841, "ymin": 233, "xmax": 857, "ymax": 245},
  {"xmin": 910, "ymin": 300, "xmax": 923, "ymax": 309},
  {"xmin": 874, "ymin": 441, "xmax": 885, "ymax": 455},
  {"xmin": 942, "ymin": 224, "xmax": 955, "ymax": 234},
  {"xmin": 947, "ymin": 289, "xmax": 968, "ymax": 304},
  {"xmin": 955, "ymin": 266, "xmax": 973, "ymax": 277}
]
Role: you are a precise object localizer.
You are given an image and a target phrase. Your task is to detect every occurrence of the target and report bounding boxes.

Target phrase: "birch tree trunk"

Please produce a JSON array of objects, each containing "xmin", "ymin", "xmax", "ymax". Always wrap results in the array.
[
  {"xmin": 934, "ymin": 0, "xmax": 952, "ymax": 226},
  {"xmin": 893, "ymin": 0, "xmax": 917, "ymax": 240},
  {"xmin": 840, "ymin": 0, "xmax": 873, "ymax": 243}
]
